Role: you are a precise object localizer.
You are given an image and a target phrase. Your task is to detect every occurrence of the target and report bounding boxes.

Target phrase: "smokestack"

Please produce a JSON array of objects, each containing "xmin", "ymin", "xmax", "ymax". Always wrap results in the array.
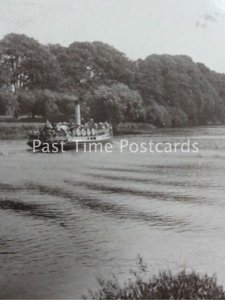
[{"xmin": 75, "ymin": 100, "xmax": 81, "ymax": 126}]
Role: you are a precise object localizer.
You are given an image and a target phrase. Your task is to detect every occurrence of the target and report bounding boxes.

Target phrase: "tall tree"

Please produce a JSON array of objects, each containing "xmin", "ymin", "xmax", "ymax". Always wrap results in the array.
[{"xmin": 0, "ymin": 33, "xmax": 59, "ymax": 93}]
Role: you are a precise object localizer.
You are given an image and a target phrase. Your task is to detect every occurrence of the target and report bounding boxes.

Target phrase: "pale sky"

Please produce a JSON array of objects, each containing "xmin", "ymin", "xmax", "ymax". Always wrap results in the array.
[{"xmin": 1, "ymin": 0, "xmax": 225, "ymax": 72}]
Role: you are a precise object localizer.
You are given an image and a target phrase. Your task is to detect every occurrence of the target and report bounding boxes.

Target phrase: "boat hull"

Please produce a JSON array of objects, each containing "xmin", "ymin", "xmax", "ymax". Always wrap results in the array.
[{"xmin": 27, "ymin": 134, "xmax": 112, "ymax": 152}]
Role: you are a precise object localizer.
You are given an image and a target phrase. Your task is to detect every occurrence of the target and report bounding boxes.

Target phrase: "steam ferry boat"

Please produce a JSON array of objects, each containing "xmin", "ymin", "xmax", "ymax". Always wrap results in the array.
[{"xmin": 27, "ymin": 100, "xmax": 113, "ymax": 151}]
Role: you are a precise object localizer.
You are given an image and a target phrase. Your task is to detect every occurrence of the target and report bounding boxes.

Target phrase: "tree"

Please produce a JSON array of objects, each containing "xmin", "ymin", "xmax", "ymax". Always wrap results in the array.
[
  {"xmin": 17, "ymin": 91, "xmax": 37, "ymax": 117},
  {"xmin": 0, "ymin": 33, "xmax": 59, "ymax": 93},
  {"xmin": 33, "ymin": 90, "xmax": 60, "ymax": 119},
  {"xmin": 0, "ymin": 91, "xmax": 17, "ymax": 116},
  {"xmin": 49, "ymin": 41, "xmax": 135, "ymax": 93},
  {"xmin": 84, "ymin": 83, "xmax": 144, "ymax": 125},
  {"xmin": 135, "ymin": 54, "xmax": 225, "ymax": 126}
]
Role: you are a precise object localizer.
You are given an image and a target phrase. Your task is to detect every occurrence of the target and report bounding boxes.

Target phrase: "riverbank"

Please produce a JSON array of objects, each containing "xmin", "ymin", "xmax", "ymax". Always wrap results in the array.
[
  {"xmin": 114, "ymin": 122, "xmax": 156, "ymax": 134},
  {"xmin": 0, "ymin": 122, "xmax": 44, "ymax": 139},
  {"xmin": 0, "ymin": 121, "xmax": 156, "ymax": 139}
]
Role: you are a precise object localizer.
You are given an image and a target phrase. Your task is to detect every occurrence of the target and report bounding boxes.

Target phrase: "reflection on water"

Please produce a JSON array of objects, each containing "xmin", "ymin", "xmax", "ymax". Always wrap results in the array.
[{"xmin": 1, "ymin": 126, "xmax": 225, "ymax": 298}]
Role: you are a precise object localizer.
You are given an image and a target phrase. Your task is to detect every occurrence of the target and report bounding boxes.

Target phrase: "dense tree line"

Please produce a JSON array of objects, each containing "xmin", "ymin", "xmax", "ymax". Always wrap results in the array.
[{"xmin": 1, "ymin": 33, "xmax": 225, "ymax": 127}]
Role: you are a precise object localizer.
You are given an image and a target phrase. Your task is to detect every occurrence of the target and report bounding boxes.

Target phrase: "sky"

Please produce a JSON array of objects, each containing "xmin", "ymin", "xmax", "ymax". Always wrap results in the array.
[{"xmin": 1, "ymin": 0, "xmax": 225, "ymax": 73}]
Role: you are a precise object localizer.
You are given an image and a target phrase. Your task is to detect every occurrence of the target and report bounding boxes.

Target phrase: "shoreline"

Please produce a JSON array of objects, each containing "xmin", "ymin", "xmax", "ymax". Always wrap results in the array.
[
  {"xmin": 0, "ymin": 121, "xmax": 156, "ymax": 139},
  {"xmin": 0, "ymin": 122, "xmax": 44, "ymax": 139},
  {"xmin": 0, "ymin": 121, "xmax": 224, "ymax": 140}
]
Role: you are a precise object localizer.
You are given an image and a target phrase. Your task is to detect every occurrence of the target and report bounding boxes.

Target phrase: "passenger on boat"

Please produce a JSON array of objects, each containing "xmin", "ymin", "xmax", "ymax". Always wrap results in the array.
[{"xmin": 88, "ymin": 119, "xmax": 94, "ymax": 128}]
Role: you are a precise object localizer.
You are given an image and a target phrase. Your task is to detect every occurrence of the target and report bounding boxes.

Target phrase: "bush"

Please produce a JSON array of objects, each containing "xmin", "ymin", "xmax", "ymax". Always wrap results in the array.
[
  {"xmin": 0, "ymin": 91, "xmax": 18, "ymax": 116},
  {"xmin": 84, "ymin": 257, "xmax": 225, "ymax": 299}
]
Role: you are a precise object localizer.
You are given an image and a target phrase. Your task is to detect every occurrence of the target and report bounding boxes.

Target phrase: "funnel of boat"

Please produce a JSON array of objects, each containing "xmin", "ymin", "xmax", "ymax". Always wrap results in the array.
[{"xmin": 75, "ymin": 100, "xmax": 81, "ymax": 126}]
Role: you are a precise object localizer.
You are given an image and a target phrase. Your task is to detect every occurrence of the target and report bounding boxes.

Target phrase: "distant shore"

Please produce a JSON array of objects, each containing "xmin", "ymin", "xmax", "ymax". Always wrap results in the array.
[
  {"xmin": 0, "ymin": 122, "xmax": 44, "ymax": 139},
  {"xmin": 0, "ymin": 121, "xmax": 156, "ymax": 139},
  {"xmin": 114, "ymin": 122, "xmax": 156, "ymax": 134}
]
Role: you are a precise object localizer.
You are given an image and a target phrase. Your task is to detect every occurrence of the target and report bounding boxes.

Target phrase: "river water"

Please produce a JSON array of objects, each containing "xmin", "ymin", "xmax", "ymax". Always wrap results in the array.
[{"xmin": 0, "ymin": 126, "xmax": 225, "ymax": 298}]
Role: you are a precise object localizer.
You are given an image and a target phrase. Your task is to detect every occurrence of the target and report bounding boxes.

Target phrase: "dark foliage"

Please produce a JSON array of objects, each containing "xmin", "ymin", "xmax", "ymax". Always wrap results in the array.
[
  {"xmin": 135, "ymin": 55, "xmax": 225, "ymax": 126},
  {"xmin": 1, "ymin": 33, "xmax": 225, "ymax": 127}
]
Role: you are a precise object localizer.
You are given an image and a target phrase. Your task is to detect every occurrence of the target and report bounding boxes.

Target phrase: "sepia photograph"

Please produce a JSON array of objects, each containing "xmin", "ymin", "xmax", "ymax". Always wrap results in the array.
[{"xmin": 1, "ymin": 0, "xmax": 225, "ymax": 299}]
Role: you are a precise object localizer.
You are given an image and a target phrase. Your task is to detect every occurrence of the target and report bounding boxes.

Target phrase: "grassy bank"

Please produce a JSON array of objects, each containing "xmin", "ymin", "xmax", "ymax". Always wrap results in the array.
[{"xmin": 0, "ymin": 122, "xmax": 44, "ymax": 139}]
